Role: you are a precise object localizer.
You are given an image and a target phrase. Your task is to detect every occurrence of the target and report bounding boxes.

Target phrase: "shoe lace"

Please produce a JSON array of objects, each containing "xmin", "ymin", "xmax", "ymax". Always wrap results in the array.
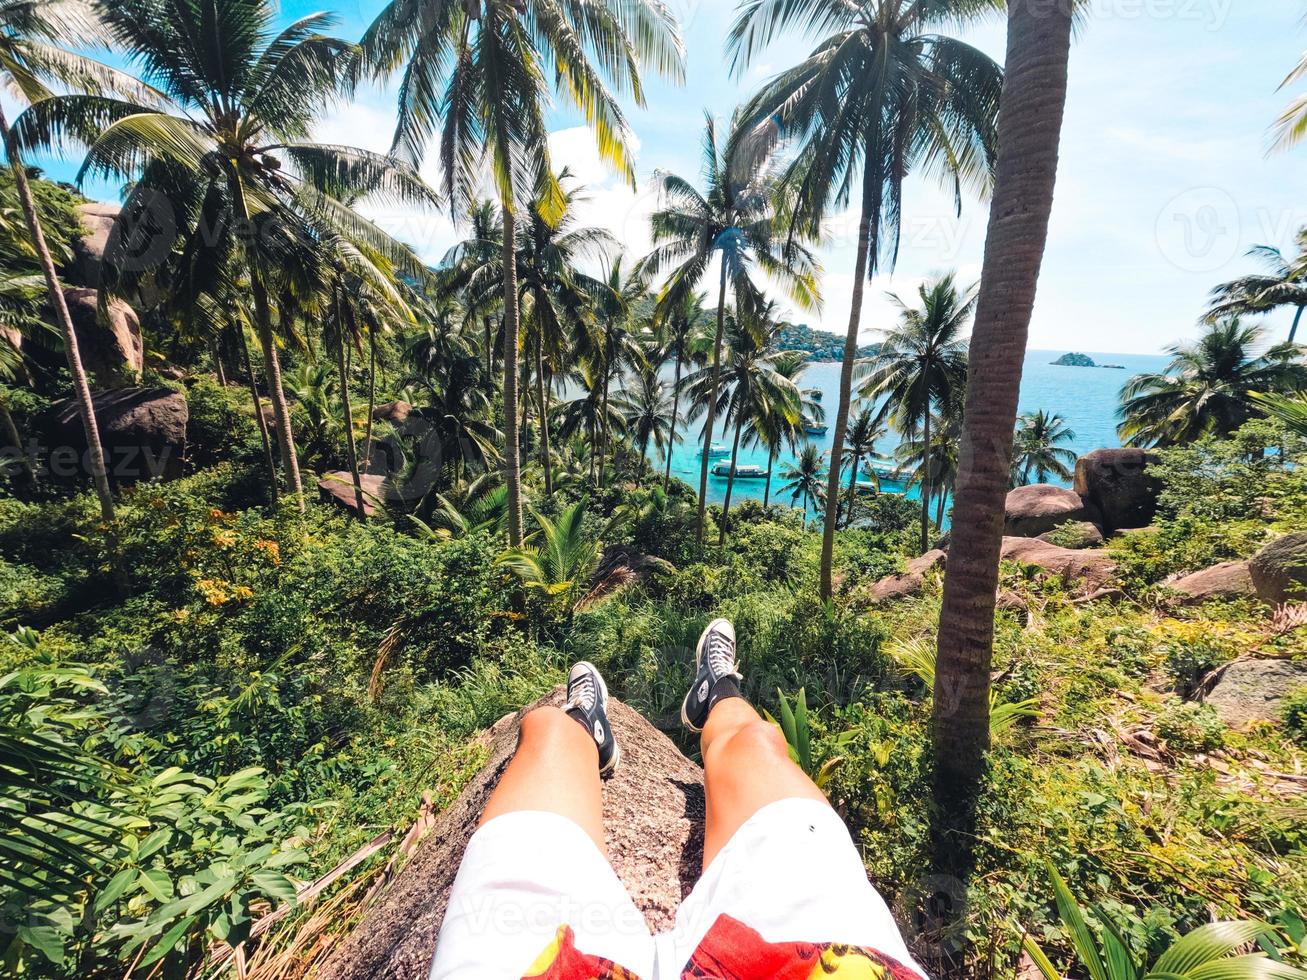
[
  {"xmin": 705, "ymin": 630, "xmax": 737, "ymax": 677},
  {"xmin": 567, "ymin": 671, "xmax": 597, "ymax": 713}
]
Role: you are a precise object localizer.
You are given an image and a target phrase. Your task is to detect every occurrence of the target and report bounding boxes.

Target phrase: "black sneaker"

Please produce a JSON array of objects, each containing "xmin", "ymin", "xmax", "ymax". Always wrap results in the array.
[
  {"xmin": 564, "ymin": 661, "xmax": 620, "ymax": 775},
  {"xmin": 681, "ymin": 619, "xmax": 742, "ymax": 733}
]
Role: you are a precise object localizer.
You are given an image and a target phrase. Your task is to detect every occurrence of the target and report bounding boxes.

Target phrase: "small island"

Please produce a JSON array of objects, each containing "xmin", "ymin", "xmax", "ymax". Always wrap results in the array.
[
  {"xmin": 778, "ymin": 322, "xmax": 880, "ymax": 362},
  {"xmin": 1051, "ymin": 352, "xmax": 1126, "ymax": 370}
]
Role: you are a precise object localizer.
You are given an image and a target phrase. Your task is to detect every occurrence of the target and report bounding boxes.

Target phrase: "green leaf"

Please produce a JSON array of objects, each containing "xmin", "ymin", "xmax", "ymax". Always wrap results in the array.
[
  {"xmin": 1182, "ymin": 954, "xmax": 1307, "ymax": 980},
  {"xmin": 1151, "ymin": 922, "xmax": 1271, "ymax": 975},
  {"xmin": 251, "ymin": 872, "xmax": 299, "ymax": 907},
  {"xmin": 137, "ymin": 915, "xmax": 197, "ymax": 969},
  {"xmin": 775, "ymin": 688, "xmax": 797, "ymax": 750},
  {"xmin": 138, "ymin": 868, "xmax": 174, "ymax": 902},
  {"xmin": 95, "ymin": 867, "xmax": 139, "ymax": 912},
  {"xmin": 17, "ymin": 925, "xmax": 67, "ymax": 965},
  {"xmin": 794, "ymin": 688, "xmax": 811, "ymax": 773},
  {"xmin": 181, "ymin": 875, "xmax": 238, "ymax": 916},
  {"xmin": 1021, "ymin": 933, "xmax": 1064, "ymax": 980},
  {"xmin": 1047, "ymin": 863, "xmax": 1110, "ymax": 980}
]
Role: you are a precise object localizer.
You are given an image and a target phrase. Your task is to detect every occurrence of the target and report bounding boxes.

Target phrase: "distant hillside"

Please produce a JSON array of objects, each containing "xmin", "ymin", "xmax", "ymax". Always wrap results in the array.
[{"xmin": 778, "ymin": 322, "xmax": 879, "ymax": 362}]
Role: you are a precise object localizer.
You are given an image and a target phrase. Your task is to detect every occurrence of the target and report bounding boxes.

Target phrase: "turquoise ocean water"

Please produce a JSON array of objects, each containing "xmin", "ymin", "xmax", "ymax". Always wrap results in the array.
[{"xmin": 656, "ymin": 349, "xmax": 1170, "ymax": 512}]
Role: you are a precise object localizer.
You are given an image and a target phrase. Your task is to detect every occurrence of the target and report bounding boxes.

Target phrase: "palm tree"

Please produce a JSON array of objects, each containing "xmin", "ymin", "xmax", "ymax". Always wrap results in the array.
[
  {"xmin": 841, "ymin": 406, "xmax": 886, "ymax": 528},
  {"xmin": 932, "ymin": 0, "xmax": 1074, "ymax": 846},
  {"xmin": 360, "ymin": 0, "xmax": 683, "ymax": 548},
  {"xmin": 581, "ymin": 255, "xmax": 649, "ymax": 487},
  {"xmin": 655, "ymin": 290, "xmax": 708, "ymax": 490},
  {"xmin": 0, "ymin": 0, "xmax": 163, "ymax": 520},
  {"xmin": 640, "ymin": 111, "xmax": 820, "ymax": 547},
  {"xmin": 860, "ymin": 274, "xmax": 973, "ymax": 552},
  {"xmin": 1206, "ymin": 232, "xmax": 1307, "ymax": 343},
  {"xmin": 1118, "ymin": 318, "xmax": 1307, "ymax": 447},
  {"xmin": 1252, "ymin": 390, "xmax": 1307, "ymax": 437},
  {"xmin": 622, "ymin": 364, "xmax": 678, "ymax": 468},
  {"xmin": 729, "ymin": 0, "xmax": 1002, "ymax": 599},
  {"xmin": 1011, "ymin": 410, "xmax": 1076, "ymax": 486},
  {"xmin": 779, "ymin": 443, "xmax": 825, "ymax": 530},
  {"xmin": 1272, "ymin": 37, "xmax": 1307, "ymax": 153},
  {"xmin": 23, "ymin": 0, "xmax": 439, "ymax": 510},
  {"xmin": 442, "ymin": 200, "xmax": 505, "ymax": 380},
  {"xmin": 515, "ymin": 173, "xmax": 616, "ymax": 496},
  {"xmin": 745, "ymin": 349, "xmax": 817, "ymax": 511},
  {"xmin": 895, "ymin": 398, "xmax": 964, "ymax": 531}
]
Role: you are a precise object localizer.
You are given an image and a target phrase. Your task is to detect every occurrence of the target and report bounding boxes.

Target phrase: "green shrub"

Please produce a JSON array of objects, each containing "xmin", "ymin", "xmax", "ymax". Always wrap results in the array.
[
  {"xmin": 1282, "ymin": 685, "xmax": 1307, "ymax": 746},
  {"xmin": 185, "ymin": 377, "xmax": 264, "ymax": 471},
  {"xmin": 1155, "ymin": 700, "xmax": 1226, "ymax": 753}
]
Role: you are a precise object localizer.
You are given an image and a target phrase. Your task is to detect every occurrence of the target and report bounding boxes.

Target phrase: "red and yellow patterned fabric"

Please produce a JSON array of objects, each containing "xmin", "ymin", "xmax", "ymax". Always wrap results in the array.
[{"xmin": 523, "ymin": 916, "xmax": 925, "ymax": 980}]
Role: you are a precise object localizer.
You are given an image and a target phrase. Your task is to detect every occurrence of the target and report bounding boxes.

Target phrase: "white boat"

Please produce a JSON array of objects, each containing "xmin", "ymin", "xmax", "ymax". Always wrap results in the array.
[
  {"xmin": 712, "ymin": 462, "xmax": 768, "ymax": 480},
  {"xmin": 802, "ymin": 415, "xmax": 828, "ymax": 436},
  {"xmin": 864, "ymin": 456, "xmax": 898, "ymax": 481},
  {"xmin": 699, "ymin": 443, "xmax": 731, "ymax": 458}
]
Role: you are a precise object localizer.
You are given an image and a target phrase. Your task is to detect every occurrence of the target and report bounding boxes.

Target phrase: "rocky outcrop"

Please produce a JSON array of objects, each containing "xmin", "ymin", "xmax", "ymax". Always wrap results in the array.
[
  {"xmin": 1000, "ymin": 537, "xmax": 1117, "ymax": 592},
  {"xmin": 68, "ymin": 202, "xmax": 120, "ymax": 288},
  {"xmin": 1073, "ymin": 449, "xmax": 1162, "ymax": 534},
  {"xmin": 45, "ymin": 388, "xmax": 187, "ymax": 481},
  {"xmin": 318, "ymin": 472, "xmax": 388, "ymax": 518},
  {"xmin": 1249, "ymin": 533, "xmax": 1307, "ymax": 605},
  {"xmin": 1166, "ymin": 562, "xmax": 1257, "ymax": 605},
  {"xmin": 56, "ymin": 288, "xmax": 143, "ymax": 387},
  {"xmin": 320, "ymin": 689, "xmax": 705, "ymax": 980},
  {"xmin": 864, "ymin": 550, "xmax": 946, "ymax": 604},
  {"xmin": 372, "ymin": 401, "xmax": 414, "ymax": 425},
  {"xmin": 1005, "ymin": 484, "xmax": 1100, "ymax": 538},
  {"xmin": 1037, "ymin": 521, "xmax": 1105, "ymax": 550},
  {"xmin": 1206, "ymin": 659, "xmax": 1307, "ymax": 729}
]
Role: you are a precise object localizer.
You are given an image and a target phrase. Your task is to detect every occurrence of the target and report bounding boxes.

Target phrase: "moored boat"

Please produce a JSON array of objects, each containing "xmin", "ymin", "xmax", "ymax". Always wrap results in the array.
[
  {"xmin": 711, "ymin": 462, "xmax": 769, "ymax": 480},
  {"xmin": 699, "ymin": 443, "xmax": 731, "ymax": 458}
]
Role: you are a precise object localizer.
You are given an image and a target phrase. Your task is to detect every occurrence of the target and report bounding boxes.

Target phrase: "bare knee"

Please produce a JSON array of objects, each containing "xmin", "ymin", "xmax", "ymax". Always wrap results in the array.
[
  {"xmin": 519, "ymin": 706, "xmax": 575, "ymax": 745},
  {"xmin": 708, "ymin": 719, "xmax": 789, "ymax": 766}
]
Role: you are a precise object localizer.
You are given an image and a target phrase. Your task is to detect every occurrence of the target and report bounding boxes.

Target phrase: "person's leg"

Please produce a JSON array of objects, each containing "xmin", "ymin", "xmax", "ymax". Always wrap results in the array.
[
  {"xmin": 699, "ymin": 696, "xmax": 827, "ymax": 869},
  {"xmin": 480, "ymin": 705, "xmax": 606, "ymax": 854},
  {"xmin": 664, "ymin": 620, "xmax": 926, "ymax": 977},
  {"xmin": 431, "ymin": 664, "xmax": 652, "ymax": 980}
]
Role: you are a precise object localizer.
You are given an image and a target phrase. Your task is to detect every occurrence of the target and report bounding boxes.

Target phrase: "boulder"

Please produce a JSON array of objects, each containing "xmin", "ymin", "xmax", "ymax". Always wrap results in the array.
[
  {"xmin": 68, "ymin": 201, "xmax": 121, "ymax": 288},
  {"xmin": 1205, "ymin": 659, "xmax": 1307, "ymax": 729},
  {"xmin": 45, "ymin": 388, "xmax": 187, "ymax": 481},
  {"xmin": 1166, "ymin": 562, "xmax": 1257, "ymax": 605},
  {"xmin": 320, "ymin": 689, "xmax": 705, "ymax": 980},
  {"xmin": 56, "ymin": 288, "xmax": 143, "ymax": 387},
  {"xmin": 1073, "ymin": 448, "xmax": 1162, "ymax": 534},
  {"xmin": 318, "ymin": 472, "xmax": 388, "ymax": 518},
  {"xmin": 863, "ymin": 550, "xmax": 946, "ymax": 604},
  {"xmin": 1249, "ymin": 533, "xmax": 1307, "ymax": 605},
  {"xmin": 1004, "ymin": 484, "xmax": 1099, "ymax": 538},
  {"xmin": 1037, "ymin": 521, "xmax": 1105, "ymax": 550},
  {"xmin": 1000, "ymin": 537, "xmax": 1117, "ymax": 592},
  {"xmin": 373, "ymin": 400, "xmax": 414, "ymax": 425}
]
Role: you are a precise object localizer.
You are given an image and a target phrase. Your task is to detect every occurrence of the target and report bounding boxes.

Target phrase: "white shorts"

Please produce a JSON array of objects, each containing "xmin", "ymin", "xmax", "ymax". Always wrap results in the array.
[{"xmin": 430, "ymin": 797, "xmax": 926, "ymax": 980}]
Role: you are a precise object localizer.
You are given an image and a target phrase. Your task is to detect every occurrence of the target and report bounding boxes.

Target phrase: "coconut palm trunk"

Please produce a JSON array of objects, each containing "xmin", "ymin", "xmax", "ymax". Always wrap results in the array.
[
  {"xmin": 846, "ymin": 452, "xmax": 861, "ymax": 529},
  {"xmin": 696, "ymin": 263, "xmax": 729, "ymax": 547},
  {"xmin": 363, "ymin": 326, "xmax": 377, "ymax": 467},
  {"xmin": 718, "ymin": 413, "xmax": 746, "ymax": 546},
  {"xmin": 932, "ymin": 0, "xmax": 1073, "ymax": 829},
  {"xmin": 1291, "ymin": 305, "xmax": 1304, "ymax": 344},
  {"xmin": 337, "ymin": 295, "xmax": 367, "ymax": 521},
  {"xmin": 919, "ymin": 408, "xmax": 932, "ymax": 551},
  {"xmin": 236, "ymin": 319, "xmax": 278, "ymax": 504},
  {"xmin": 820, "ymin": 162, "xmax": 879, "ymax": 598},
  {"xmin": 763, "ymin": 446, "xmax": 775, "ymax": 509},
  {"xmin": 1, "ymin": 103, "xmax": 114, "ymax": 521},
  {"xmin": 664, "ymin": 352, "xmax": 683, "ymax": 491},
  {"xmin": 501, "ymin": 204, "xmax": 524, "ymax": 548},
  {"xmin": 536, "ymin": 342, "xmax": 553, "ymax": 495},
  {"xmin": 0, "ymin": 394, "xmax": 35, "ymax": 484},
  {"xmin": 598, "ymin": 364, "xmax": 610, "ymax": 487},
  {"xmin": 230, "ymin": 175, "xmax": 303, "ymax": 509}
]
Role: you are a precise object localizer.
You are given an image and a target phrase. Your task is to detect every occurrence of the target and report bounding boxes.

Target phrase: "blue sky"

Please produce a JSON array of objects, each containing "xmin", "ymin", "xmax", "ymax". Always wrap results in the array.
[{"xmin": 21, "ymin": 0, "xmax": 1307, "ymax": 355}]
